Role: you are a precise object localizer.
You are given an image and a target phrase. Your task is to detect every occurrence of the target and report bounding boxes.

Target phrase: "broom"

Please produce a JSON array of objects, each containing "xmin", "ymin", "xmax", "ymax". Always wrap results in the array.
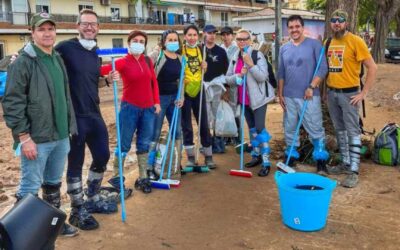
[
  {"xmin": 96, "ymin": 48, "xmax": 128, "ymax": 222},
  {"xmin": 230, "ymin": 48, "xmax": 253, "ymax": 178},
  {"xmin": 276, "ymin": 45, "xmax": 326, "ymax": 173}
]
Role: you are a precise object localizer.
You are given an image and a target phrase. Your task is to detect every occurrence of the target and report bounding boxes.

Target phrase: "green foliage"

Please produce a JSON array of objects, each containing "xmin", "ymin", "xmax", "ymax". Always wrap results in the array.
[
  {"xmin": 306, "ymin": 0, "xmax": 326, "ymax": 12},
  {"xmin": 358, "ymin": 0, "xmax": 377, "ymax": 30}
]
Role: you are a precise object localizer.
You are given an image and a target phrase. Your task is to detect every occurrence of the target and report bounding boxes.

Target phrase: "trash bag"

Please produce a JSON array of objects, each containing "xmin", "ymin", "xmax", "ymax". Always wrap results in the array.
[{"xmin": 215, "ymin": 100, "xmax": 237, "ymax": 137}]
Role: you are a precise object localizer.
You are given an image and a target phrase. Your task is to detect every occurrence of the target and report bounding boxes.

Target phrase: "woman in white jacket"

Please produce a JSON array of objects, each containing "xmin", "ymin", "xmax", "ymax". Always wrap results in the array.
[{"xmin": 225, "ymin": 29, "xmax": 275, "ymax": 177}]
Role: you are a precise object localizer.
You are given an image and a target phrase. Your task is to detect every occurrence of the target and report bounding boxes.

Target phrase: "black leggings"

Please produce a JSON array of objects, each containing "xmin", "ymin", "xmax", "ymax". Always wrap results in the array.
[
  {"xmin": 244, "ymin": 104, "xmax": 267, "ymax": 133},
  {"xmin": 67, "ymin": 115, "xmax": 110, "ymax": 178}
]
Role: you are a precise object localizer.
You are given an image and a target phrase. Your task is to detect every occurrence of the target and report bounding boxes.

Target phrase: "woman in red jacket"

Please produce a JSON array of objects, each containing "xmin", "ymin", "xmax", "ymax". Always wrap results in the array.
[{"xmin": 101, "ymin": 30, "xmax": 161, "ymax": 194}]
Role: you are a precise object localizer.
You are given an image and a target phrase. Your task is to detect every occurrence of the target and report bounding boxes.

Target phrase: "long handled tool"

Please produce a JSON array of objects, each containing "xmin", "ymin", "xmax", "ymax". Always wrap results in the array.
[
  {"xmin": 277, "ymin": 45, "xmax": 326, "ymax": 173},
  {"xmin": 151, "ymin": 57, "xmax": 187, "ymax": 189},
  {"xmin": 230, "ymin": 49, "xmax": 253, "ymax": 178},
  {"xmin": 97, "ymin": 48, "xmax": 128, "ymax": 222}
]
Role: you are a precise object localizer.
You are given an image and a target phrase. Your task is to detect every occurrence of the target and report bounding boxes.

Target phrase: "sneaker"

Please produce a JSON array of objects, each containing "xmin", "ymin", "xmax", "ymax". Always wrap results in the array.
[
  {"xmin": 84, "ymin": 198, "xmax": 118, "ymax": 214},
  {"xmin": 205, "ymin": 156, "xmax": 216, "ymax": 169},
  {"xmin": 258, "ymin": 166, "xmax": 270, "ymax": 177},
  {"xmin": 60, "ymin": 223, "xmax": 79, "ymax": 237},
  {"xmin": 69, "ymin": 206, "xmax": 99, "ymax": 230},
  {"xmin": 245, "ymin": 156, "xmax": 262, "ymax": 168},
  {"xmin": 326, "ymin": 163, "xmax": 350, "ymax": 175},
  {"xmin": 341, "ymin": 172, "xmax": 359, "ymax": 188},
  {"xmin": 134, "ymin": 178, "xmax": 152, "ymax": 194}
]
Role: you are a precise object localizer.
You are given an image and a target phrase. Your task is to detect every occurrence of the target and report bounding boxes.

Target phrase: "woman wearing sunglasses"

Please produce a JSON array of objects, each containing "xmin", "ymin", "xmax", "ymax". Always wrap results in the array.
[
  {"xmin": 225, "ymin": 29, "xmax": 275, "ymax": 177},
  {"xmin": 147, "ymin": 30, "xmax": 184, "ymax": 178},
  {"xmin": 101, "ymin": 30, "xmax": 161, "ymax": 194}
]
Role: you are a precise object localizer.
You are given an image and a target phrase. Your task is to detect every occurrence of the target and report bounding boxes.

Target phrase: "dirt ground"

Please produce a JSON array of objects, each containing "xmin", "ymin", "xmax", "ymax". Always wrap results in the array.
[{"xmin": 0, "ymin": 64, "xmax": 399, "ymax": 250}]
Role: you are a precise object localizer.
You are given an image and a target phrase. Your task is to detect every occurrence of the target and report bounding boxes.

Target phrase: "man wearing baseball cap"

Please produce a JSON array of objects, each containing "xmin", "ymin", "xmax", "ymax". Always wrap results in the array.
[
  {"xmin": 325, "ymin": 9, "xmax": 377, "ymax": 188},
  {"xmin": 2, "ymin": 12, "xmax": 79, "ymax": 237}
]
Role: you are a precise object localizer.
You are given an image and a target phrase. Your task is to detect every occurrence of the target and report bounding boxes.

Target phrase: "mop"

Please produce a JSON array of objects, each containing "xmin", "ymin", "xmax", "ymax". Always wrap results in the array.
[
  {"xmin": 151, "ymin": 57, "xmax": 187, "ymax": 189},
  {"xmin": 229, "ymin": 50, "xmax": 253, "ymax": 178},
  {"xmin": 276, "ymin": 45, "xmax": 326, "ymax": 173},
  {"xmin": 182, "ymin": 37, "xmax": 210, "ymax": 173},
  {"xmin": 96, "ymin": 48, "xmax": 128, "ymax": 222}
]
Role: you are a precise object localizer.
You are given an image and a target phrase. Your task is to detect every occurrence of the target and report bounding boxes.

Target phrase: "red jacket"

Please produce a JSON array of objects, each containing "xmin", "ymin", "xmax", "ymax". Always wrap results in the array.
[{"xmin": 101, "ymin": 53, "xmax": 160, "ymax": 108}]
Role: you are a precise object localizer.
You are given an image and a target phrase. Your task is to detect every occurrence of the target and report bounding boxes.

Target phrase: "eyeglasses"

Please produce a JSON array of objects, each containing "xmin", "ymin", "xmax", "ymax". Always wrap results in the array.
[
  {"xmin": 236, "ymin": 37, "xmax": 250, "ymax": 42},
  {"xmin": 79, "ymin": 22, "xmax": 98, "ymax": 28},
  {"xmin": 330, "ymin": 17, "xmax": 346, "ymax": 23}
]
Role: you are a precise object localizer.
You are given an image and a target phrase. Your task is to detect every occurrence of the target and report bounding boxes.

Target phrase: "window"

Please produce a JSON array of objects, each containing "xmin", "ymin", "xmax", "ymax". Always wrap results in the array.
[
  {"xmin": 79, "ymin": 4, "xmax": 93, "ymax": 11},
  {"xmin": 36, "ymin": 5, "xmax": 49, "ymax": 13},
  {"xmin": 0, "ymin": 42, "xmax": 4, "ymax": 60},
  {"xmin": 221, "ymin": 12, "xmax": 228, "ymax": 27},
  {"xmin": 111, "ymin": 7, "xmax": 120, "ymax": 21},
  {"xmin": 112, "ymin": 38, "xmax": 123, "ymax": 48}
]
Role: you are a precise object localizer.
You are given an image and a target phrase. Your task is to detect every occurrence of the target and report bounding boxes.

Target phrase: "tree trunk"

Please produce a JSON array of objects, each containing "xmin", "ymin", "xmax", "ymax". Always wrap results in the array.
[
  {"xmin": 324, "ymin": 0, "xmax": 359, "ymax": 39},
  {"xmin": 371, "ymin": 0, "xmax": 400, "ymax": 63},
  {"xmin": 395, "ymin": 9, "xmax": 400, "ymax": 37}
]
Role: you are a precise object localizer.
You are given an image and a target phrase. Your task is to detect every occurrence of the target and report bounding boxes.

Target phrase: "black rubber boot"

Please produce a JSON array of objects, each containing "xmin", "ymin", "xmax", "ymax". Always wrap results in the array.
[
  {"xmin": 316, "ymin": 160, "xmax": 328, "ymax": 176},
  {"xmin": 134, "ymin": 178, "xmax": 152, "ymax": 194},
  {"xmin": 42, "ymin": 183, "xmax": 78, "ymax": 237},
  {"xmin": 85, "ymin": 171, "xmax": 118, "ymax": 214},
  {"xmin": 108, "ymin": 176, "xmax": 133, "ymax": 201},
  {"xmin": 258, "ymin": 166, "xmax": 270, "ymax": 177},
  {"xmin": 245, "ymin": 156, "xmax": 262, "ymax": 168},
  {"xmin": 69, "ymin": 206, "xmax": 99, "ymax": 230}
]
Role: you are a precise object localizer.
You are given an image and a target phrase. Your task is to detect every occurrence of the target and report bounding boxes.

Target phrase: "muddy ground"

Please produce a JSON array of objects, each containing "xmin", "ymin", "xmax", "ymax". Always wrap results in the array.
[{"xmin": 0, "ymin": 64, "xmax": 399, "ymax": 250}]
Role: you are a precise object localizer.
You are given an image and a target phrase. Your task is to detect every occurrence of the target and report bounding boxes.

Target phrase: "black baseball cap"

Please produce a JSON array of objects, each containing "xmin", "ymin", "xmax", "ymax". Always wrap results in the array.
[{"xmin": 220, "ymin": 26, "xmax": 233, "ymax": 35}]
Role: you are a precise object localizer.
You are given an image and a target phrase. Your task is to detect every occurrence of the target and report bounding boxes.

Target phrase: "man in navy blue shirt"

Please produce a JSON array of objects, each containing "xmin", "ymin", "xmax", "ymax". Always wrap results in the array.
[
  {"xmin": 202, "ymin": 24, "xmax": 229, "ymax": 155},
  {"xmin": 55, "ymin": 9, "xmax": 118, "ymax": 231}
]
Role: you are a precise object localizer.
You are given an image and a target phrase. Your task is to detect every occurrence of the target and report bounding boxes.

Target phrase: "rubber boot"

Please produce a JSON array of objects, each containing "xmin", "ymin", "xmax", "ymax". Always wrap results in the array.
[
  {"xmin": 147, "ymin": 141, "xmax": 158, "ymax": 180},
  {"xmin": 85, "ymin": 171, "xmax": 118, "ymax": 214},
  {"xmin": 203, "ymin": 146, "xmax": 216, "ymax": 169},
  {"xmin": 246, "ymin": 128, "xmax": 262, "ymax": 168},
  {"xmin": 184, "ymin": 145, "xmax": 196, "ymax": 167},
  {"xmin": 42, "ymin": 183, "xmax": 78, "ymax": 237},
  {"xmin": 256, "ymin": 129, "xmax": 272, "ymax": 177},
  {"xmin": 312, "ymin": 138, "xmax": 329, "ymax": 176},
  {"xmin": 135, "ymin": 153, "xmax": 152, "ymax": 194},
  {"xmin": 107, "ymin": 176, "xmax": 133, "ymax": 201},
  {"xmin": 327, "ymin": 130, "xmax": 351, "ymax": 175},
  {"xmin": 67, "ymin": 176, "xmax": 99, "ymax": 230},
  {"xmin": 284, "ymin": 147, "xmax": 300, "ymax": 168},
  {"xmin": 113, "ymin": 153, "xmax": 126, "ymax": 177},
  {"xmin": 342, "ymin": 135, "xmax": 361, "ymax": 188}
]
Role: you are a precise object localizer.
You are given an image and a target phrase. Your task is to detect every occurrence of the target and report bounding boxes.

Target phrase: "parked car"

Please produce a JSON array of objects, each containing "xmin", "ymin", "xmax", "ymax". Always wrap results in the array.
[{"xmin": 385, "ymin": 37, "xmax": 400, "ymax": 63}]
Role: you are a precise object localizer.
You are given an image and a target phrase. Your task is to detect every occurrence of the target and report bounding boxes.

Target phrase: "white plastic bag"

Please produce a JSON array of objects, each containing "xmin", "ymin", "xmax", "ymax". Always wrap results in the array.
[{"xmin": 215, "ymin": 100, "xmax": 238, "ymax": 137}]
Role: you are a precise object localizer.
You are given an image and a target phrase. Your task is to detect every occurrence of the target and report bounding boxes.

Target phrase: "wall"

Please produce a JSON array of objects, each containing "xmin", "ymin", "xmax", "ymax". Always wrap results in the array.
[{"xmin": 239, "ymin": 19, "xmax": 275, "ymax": 42}]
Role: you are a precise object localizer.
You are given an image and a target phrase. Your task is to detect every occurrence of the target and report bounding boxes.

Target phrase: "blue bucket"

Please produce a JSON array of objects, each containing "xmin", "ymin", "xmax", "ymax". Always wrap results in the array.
[
  {"xmin": 274, "ymin": 171, "xmax": 336, "ymax": 232},
  {"xmin": 0, "ymin": 72, "xmax": 7, "ymax": 97}
]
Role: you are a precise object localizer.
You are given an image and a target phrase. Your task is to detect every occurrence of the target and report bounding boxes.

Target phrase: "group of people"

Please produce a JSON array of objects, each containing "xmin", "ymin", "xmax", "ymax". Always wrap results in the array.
[{"xmin": 1, "ymin": 8, "xmax": 376, "ymax": 238}]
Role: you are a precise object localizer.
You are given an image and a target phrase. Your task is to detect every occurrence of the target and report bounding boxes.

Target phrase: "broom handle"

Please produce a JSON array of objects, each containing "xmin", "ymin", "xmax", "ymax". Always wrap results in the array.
[
  {"xmin": 166, "ymin": 57, "xmax": 187, "ymax": 179},
  {"xmin": 195, "ymin": 43, "xmax": 207, "ymax": 163},
  {"xmin": 112, "ymin": 57, "xmax": 126, "ymax": 222},
  {"xmin": 239, "ymin": 73, "xmax": 247, "ymax": 171}
]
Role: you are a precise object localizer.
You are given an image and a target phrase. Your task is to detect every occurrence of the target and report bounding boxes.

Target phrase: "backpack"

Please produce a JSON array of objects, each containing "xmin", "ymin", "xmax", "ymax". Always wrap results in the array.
[{"xmin": 373, "ymin": 123, "xmax": 400, "ymax": 166}]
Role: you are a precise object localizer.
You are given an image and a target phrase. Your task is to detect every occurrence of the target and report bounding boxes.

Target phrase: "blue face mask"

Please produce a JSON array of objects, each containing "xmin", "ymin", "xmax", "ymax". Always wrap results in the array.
[
  {"xmin": 166, "ymin": 42, "xmax": 179, "ymax": 52},
  {"xmin": 129, "ymin": 42, "xmax": 145, "ymax": 55}
]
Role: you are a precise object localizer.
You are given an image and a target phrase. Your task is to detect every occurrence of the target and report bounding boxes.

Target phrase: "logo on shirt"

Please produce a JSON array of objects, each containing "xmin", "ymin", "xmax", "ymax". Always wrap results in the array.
[
  {"xmin": 327, "ymin": 45, "xmax": 345, "ymax": 72},
  {"xmin": 207, "ymin": 52, "xmax": 218, "ymax": 62},
  {"xmin": 187, "ymin": 54, "xmax": 201, "ymax": 75}
]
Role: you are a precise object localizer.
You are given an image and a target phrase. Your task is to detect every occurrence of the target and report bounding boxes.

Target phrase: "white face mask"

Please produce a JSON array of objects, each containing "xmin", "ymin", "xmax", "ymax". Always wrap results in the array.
[
  {"xmin": 129, "ymin": 42, "xmax": 145, "ymax": 55},
  {"xmin": 79, "ymin": 39, "xmax": 97, "ymax": 50}
]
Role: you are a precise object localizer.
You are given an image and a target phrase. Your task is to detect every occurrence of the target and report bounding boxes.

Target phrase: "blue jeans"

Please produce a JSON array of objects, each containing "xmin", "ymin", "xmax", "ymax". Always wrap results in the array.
[
  {"xmin": 18, "ymin": 138, "xmax": 70, "ymax": 197},
  {"xmin": 153, "ymin": 95, "xmax": 182, "ymax": 142},
  {"xmin": 119, "ymin": 101, "xmax": 155, "ymax": 154}
]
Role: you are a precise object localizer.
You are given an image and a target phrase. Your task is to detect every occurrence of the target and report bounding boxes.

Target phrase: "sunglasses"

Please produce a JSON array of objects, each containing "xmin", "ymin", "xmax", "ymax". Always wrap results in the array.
[
  {"xmin": 236, "ymin": 37, "xmax": 250, "ymax": 42},
  {"xmin": 330, "ymin": 17, "xmax": 346, "ymax": 23}
]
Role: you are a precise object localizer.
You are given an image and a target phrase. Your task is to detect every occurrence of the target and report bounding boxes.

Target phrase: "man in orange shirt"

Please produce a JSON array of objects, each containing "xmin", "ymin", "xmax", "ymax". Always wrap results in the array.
[{"xmin": 325, "ymin": 9, "xmax": 377, "ymax": 188}]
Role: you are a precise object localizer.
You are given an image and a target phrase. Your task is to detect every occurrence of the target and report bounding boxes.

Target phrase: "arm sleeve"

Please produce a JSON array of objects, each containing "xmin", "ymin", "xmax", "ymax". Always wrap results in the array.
[
  {"xmin": 356, "ymin": 37, "xmax": 372, "ymax": 62},
  {"xmin": 278, "ymin": 48, "xmax": 285, "ymax": 81},
  {"xmin": 149, "ymin": 59, "xmax": 160, "ymax": 104},
  {"xmin": 248, "ymin": 51, "xmax": 268, "ymax": 83},
  {"xmin": 100, "ymin": 57, "xmax": 124, "ymax": 76},
  {"xmin": 225, "ymin": 60, "xmax": 236, "ymax": 86},
  {"xmin": 1, "ymin": 60, "xmax": 30, "ymax": 137}
]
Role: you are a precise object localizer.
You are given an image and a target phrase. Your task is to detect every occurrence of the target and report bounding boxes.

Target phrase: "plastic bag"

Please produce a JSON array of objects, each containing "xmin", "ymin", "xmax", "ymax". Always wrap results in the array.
[{"xmin": 215, "ymin": 100, "xmax": 238, "ymax": 137}]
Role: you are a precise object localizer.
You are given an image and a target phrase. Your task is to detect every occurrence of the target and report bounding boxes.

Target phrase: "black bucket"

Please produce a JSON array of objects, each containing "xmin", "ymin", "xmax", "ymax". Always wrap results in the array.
[{"xmin": 0, "ymin": 194, "xmax": 66, "ymax": 250}]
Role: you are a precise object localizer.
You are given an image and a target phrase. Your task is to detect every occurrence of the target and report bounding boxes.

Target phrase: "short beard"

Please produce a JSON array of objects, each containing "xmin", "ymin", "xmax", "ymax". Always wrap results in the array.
[{"xmin": 333, "ymin": 29, "xmax": 346, "ymax": 39}]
